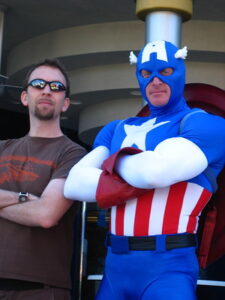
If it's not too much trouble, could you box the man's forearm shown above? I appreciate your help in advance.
[0,197,47,227]
[0,189,23,208]
[0,191,42,226]
[0,178,73,228]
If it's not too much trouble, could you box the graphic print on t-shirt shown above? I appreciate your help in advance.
[0,155,56,183]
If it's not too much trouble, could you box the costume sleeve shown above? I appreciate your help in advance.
[93,121,149,208]
[96,147,148,208]
[180,112,225,173]
[64,121,121,202]
[64,145,110,202]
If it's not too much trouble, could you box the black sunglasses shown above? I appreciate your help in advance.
[27,79,67,93]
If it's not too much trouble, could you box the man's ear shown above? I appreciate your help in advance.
[61,97,70,112]
[20,91,28,107]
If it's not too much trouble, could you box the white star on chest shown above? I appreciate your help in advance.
[121,118,170,150]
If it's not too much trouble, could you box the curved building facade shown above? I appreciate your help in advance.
[0,0,224,145]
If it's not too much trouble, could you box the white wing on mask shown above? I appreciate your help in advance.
[129,51,137,64]
[174,46,188,60]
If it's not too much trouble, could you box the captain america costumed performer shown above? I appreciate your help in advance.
[64,40,225,300]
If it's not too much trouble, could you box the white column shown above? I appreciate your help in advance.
[135,0,193,47]
[145,11,182,47]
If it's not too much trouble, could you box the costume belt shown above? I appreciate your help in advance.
[106,233,197,253]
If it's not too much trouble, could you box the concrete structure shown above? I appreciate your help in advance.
[0,0,224,145]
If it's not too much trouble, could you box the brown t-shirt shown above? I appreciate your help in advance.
[0,135,86,289]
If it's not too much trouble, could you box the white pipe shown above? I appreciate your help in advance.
[145,11,182,47]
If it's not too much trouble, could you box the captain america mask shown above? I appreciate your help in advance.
[130,41,188,114]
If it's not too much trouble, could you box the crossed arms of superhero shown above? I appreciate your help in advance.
[64,110,225,208]
[64,135,208,208]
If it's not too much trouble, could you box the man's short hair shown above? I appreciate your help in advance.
[23,58,70,97]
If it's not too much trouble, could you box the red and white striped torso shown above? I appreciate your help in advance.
[110,181,212,236]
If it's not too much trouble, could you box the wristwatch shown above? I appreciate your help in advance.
[18,192,29,203]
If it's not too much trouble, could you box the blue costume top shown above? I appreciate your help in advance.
[94,107,225,193]
[94,41,225,194]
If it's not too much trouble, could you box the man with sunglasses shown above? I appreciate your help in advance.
[64,41,225,300]
[0,59,86,299]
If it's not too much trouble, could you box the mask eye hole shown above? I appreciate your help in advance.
[141,70,152,78]
[160,67,174,76]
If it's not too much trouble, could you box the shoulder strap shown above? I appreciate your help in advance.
[179,109,218,193]
[179,108,206,132]
[115,120,124,131]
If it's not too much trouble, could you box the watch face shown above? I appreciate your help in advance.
[19,192,28,203]
[20,196,27,202]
